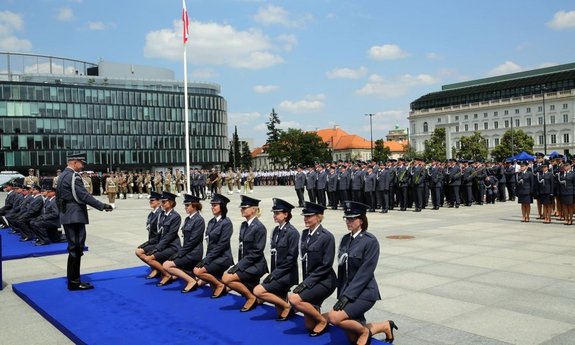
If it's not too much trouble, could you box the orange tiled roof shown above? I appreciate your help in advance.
[251,146,264,158]
[385,140,407,152]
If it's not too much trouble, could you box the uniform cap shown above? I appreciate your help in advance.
[301,202,326,216]
[183,194,201,204]
[210,193,230,205]
[343,201,368,218]
[67,152,87,164]
[239,195,260,208]
[271,198,294,212]
[160,191,177,201]
[149,191,162,200]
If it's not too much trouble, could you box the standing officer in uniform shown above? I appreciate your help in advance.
[56,153,113,290]
[294,165,306,207]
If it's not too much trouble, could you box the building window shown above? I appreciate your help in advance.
[515,119,519,127]
[504,110,509,115]
[464,124,469,131]
[474,123,478,131]
[455,125,459,133]
[485,139,489,147]
[437,117,441,123]
[494,111,498,116]
[474,114,478,119]
[423,122,429,133]
[494,121,499,129]
[538,135,544,145]
[456,141,461,149]
[484,122,488,129]
[455,115,459,121]
[526,118,531,126]
[538,117,543,125]
[464,115,468,120]
[564,133,570,143]
[538,106,543,112]
[551,134,557,144]
[564,114,569,123]
[563,103,568,109]
[505,120,509,128]
[526,107,531,113]
[515,109,519,114]
[550,105,555,111]
[483,112,488,118]
[550,115,555,124]
[494,138,500,146]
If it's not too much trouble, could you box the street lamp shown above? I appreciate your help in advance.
[542,85,547,155]
[365,113,374,160]
[510,115,514,157]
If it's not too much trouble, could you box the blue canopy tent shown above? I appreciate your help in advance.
[507,151,535,162]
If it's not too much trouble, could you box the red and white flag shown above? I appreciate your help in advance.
[182,0,189,44]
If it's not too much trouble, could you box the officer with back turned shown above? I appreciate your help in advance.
[57,152,113,291]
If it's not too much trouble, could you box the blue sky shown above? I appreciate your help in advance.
[1,0,575,148]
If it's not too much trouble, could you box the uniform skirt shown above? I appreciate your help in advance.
[560,194,574,205]
[173,256,199,271]
[298,281,336,307]
[204,261,229,278]
[262,278,291,298]
[538,194,553,205]
[343,298,376,323]
[236,271,261,291]
[154,247,178,263]
[517,194,533,204]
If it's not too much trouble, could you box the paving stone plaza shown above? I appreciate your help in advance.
[1,186,574,345]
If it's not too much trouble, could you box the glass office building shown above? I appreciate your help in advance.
[0,52,228,173]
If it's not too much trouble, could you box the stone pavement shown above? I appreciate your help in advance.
[1,186,574,345]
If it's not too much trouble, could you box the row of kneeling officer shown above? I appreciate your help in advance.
[135,193,398,344]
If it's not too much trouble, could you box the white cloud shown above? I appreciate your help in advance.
[426,52,441,60]
[368,44,409,60]
[228,112,262,126]
[278,94,325,114]
[486,61,522,77]
[88,21,109,30]
[254,85,279,93]
[356,73,438,98]
[190,69,217,79]
[547,10,575,30]
[326,66,368,79]
[276,34,297,51]
[253,5,312,27]
[144,20,284,69]
[0,11,32,52]
[56,7,74,22]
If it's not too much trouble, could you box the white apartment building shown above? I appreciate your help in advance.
[409,63,575,158]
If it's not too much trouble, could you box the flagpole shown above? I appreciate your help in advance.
[182,0,191,194]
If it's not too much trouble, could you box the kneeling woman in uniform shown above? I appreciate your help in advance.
[141,192,182,286]
[222,196,268,311]
[163,194,205,293]
[135,191,163,279]
[288,202,336,337]
[193,193,234,298]
[325,201,398,345]
[254,198,300,320]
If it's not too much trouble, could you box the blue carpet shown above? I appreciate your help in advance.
[13,266,389,345]
[0,227,84,260]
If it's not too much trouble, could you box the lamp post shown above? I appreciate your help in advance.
[542,85,547,155]
[365,113,374,160]
[510,115,514,157]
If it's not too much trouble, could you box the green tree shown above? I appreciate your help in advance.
[423,128,446,161]
[279,129,330,167]
[265,108,285,166]
[402,142,417,161]
[240,141,252,169]
[490,129,534,162]
[456,131,488,161]
[225,126,241,170]
[373,139,391,162]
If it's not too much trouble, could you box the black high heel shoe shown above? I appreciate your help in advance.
[309,324,329,337]
[385,320,398,343]
[211,286,228,299]
[276,308,295,321]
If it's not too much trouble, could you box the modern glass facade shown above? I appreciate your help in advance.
[0,52,228,173]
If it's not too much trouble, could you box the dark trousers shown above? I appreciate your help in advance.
[295,188,305,207]
[398,186,408,209]
[338,189,349,205]
[316,189,326,207]
[498,182,507,201]
[365,191,376,211]
[352,189,363,203]
[306,188,316,203]
[63,223,87,283]
[449,185,461,206]
[413,186,424,210]
[327,191,338,209]
[507,183,516,201]
[432,186,442,208]
[31,219,59,244]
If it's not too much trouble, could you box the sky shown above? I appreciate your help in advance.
[1,0,575,148]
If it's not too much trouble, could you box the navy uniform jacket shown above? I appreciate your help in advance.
[462,166,474,186]
[147,208,161,244]
[337,231,381,302]
[557,170,575,196]
[537,171,554,195]
[364,172,376,192]
[396,166,410,187]
[269,222,299,286]
[57,167,106,225]
[447,165,462,186]
[300,225,336,289]
[376,168,392,191]
[204,216,234,268]
[34,196,60,228]
[152,210,182,252]
[431,166,444,187]
[411,166,424,188]
[516,171,534,195]
[351,170,364,190]
[504,166,516,184]
[0,190,16,214]
[237,217,268,276]
[176,212,205,261]
[19,195,44,220]
[294,171,306,189]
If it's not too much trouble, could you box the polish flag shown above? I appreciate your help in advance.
[182,0,189,44]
